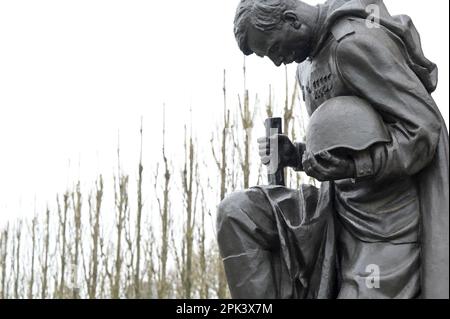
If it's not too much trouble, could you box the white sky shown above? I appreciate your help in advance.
[0,0,448,226]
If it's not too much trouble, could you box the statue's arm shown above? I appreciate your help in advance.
[335,28,442,183]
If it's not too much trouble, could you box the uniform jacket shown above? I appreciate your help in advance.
[296,0,449,298]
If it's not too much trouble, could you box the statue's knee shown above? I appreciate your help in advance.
[216,190,258,255]
[217,188,271,226]
[217,190,250,227]
[217,188,277,255]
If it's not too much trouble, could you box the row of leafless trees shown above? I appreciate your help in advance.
[0,64,307,299]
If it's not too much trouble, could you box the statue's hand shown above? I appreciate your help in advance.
[302,150,356,182]
[258,135,302,169]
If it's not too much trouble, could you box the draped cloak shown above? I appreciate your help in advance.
[291,0,448,299]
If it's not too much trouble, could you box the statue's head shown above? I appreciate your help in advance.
[234,0,315,66]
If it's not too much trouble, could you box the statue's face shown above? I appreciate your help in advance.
[246,20,312,66]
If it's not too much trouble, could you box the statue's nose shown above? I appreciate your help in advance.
[271,56,283,67]
[268,54,281,66]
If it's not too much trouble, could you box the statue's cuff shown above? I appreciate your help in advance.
[353,149,374,181]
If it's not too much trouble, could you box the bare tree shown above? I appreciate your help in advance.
[211,70,231,298]
[112,143,129,299]
[27,216,37,299]
[57,192,69,298]
[197,188,210,299]
[235,58,258,189]
[99,228,112,298]
[180,122,199,299]
[71,182,82,298]
[124,196,135,298]
[0,224,9,299]
[171,227,183,298]
[143,222,156,298]
[13,222,22,298]
[40,207,50,299]
[134,118,144,298]
[154,107,172,299]
[87,176,103,298]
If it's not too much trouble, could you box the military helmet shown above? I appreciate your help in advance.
[306,96,391,155]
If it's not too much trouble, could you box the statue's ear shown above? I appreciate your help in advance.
[283,11,302,29]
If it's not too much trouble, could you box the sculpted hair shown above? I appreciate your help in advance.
[234,0,296,55]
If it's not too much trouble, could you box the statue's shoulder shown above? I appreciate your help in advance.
[331,17,400,69]
[330,16,382,43]
[330,18,356,43]
[297,18,380,85]
[331,16,390,47]
[296,18,361,81]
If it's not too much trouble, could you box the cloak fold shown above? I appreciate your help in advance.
[317,0,449,299]
[318,0,438,92]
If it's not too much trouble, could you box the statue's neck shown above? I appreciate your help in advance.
[309,4,330,58]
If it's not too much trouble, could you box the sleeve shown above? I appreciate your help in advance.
[352,149,374,180]
[335,27,442,183]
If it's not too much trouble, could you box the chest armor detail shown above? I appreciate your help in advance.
[297,35,351,116]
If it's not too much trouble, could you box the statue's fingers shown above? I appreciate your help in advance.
[304,163,326,181]
[261,156,270,166]
[257,137,267,144]
[309,153,331,175]
[258,142,268,151]
[319,151,341,166]
[302,150,313,165]
[302,153,313,172]
[258,138,269,152]
[258,144,270,157]
[259,149,268,157]
[319,150,332,161]
[303,156,324,179]
[302,157,311,171]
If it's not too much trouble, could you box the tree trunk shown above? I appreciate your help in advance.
[41,208,50,299]
[135,119,144,298]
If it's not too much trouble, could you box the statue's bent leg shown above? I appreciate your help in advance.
[216,188,281,299]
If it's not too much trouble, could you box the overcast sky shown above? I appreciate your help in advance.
[0,0,448,225]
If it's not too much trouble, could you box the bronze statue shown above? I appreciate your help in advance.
[217,0,449,299]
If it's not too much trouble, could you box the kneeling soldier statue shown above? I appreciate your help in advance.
[217,0,449,299]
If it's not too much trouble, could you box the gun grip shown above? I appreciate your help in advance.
[264,118,285,186]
